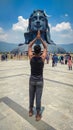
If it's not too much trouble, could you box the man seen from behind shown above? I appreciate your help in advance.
[28,31,47,121]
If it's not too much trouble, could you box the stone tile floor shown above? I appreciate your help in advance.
[0,60,73,130]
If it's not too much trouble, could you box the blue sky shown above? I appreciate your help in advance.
[0,0,73,44]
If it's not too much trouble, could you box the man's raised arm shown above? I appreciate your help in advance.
[36,30,47,61]
[40,37,47,61]
[28,37,37,59]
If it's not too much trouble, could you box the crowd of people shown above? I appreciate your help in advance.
[0,52,73,71]
[0,51,73,71]
[0,52,28,61]
[0,53,8,61]
[45,53,73,70]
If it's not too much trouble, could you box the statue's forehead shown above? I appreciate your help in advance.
[32,11,44,17]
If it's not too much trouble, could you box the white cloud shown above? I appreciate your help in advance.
[0,27,8,41]
[0,18,73,44]
[0,16,29,43]
[12,16,28,32]
[51,22,72,32]
[0,27,4,33]
[65,14,68,17]
[50,22,73,44]
[0,33,8,41]
[6,30,25,43]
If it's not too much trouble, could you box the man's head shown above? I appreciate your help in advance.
[34,45,41,55]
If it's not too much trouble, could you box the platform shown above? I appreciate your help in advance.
[0,59,73,130]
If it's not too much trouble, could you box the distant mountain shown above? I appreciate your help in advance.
[0,41,66,54]
[0,41,18,52]
[58,43,73,53]
[0,41,73,53]
[11,44,66,54]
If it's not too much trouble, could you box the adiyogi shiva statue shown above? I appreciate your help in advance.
[24,10,55,45]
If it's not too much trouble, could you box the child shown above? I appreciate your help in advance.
[68,56,72,70]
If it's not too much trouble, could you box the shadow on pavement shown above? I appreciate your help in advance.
[0,96,56,130]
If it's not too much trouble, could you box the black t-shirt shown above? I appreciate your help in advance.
[30,56,44,78]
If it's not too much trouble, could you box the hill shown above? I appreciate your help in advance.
[0,41,73,53]
[59,43,73,53]
[11,44,66,54]
[0,41,18,52]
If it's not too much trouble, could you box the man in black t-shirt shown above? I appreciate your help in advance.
[28,31,47,121]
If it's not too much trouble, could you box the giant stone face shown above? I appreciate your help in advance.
[24,10,55,45]
[29,11,47,31]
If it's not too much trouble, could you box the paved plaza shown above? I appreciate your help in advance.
[0,59,73,130]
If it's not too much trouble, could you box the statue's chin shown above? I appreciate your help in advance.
[31,25,46,31]
[34,25,41,28]
[30,25,42,31]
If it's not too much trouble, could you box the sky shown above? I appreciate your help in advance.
[0,0,73,44]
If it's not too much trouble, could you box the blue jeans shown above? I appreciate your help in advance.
[29,76,43,111]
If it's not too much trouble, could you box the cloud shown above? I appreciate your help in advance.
[60,13,69,19]
[64,14,68,17]
[0,18,73,44]
[51,22,72,32]
[0,16,29,43]
[0,33,8,41]
[50,22,73,44]
[0,27,4,33]
[12,16,28,32]
[0,27,8,41]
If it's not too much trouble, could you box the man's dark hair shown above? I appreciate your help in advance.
[34,45,41,54]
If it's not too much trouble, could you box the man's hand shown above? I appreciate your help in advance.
[37,30,41,39]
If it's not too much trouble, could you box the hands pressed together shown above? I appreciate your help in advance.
[36,30,41,39]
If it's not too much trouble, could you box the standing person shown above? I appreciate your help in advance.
[68,55,72,70]
[28,31,47,121]
[52,54,55,67]
[46,53,49,64]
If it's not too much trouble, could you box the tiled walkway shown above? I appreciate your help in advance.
[0,60,73,130]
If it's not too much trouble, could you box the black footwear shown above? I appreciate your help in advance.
[36,111,41,121]
[29,108,33,117]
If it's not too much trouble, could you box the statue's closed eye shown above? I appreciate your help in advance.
[32,16,37,22]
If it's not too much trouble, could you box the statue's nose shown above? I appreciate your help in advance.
[36,21,40,25]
